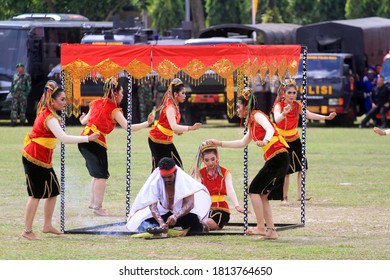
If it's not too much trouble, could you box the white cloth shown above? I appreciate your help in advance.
[126,167,211,232]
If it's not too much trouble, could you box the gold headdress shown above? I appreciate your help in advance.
[155,77,183,112]
[276,78,297,99]
[241,87,256,129]
[103,77,119,101]
[36,80,59,115]
[190,143,221,179]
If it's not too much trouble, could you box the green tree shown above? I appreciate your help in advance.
[0,0,134,21]
[149,0,184,36]
[205,0,251,26]
[261,0,283,23]
[285,0,346,24]
[345,0,383,19]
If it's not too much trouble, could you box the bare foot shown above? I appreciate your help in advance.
[282,199,289,206]
[260,227,278,240]
[245,228,266,236]
[21,230,41,240]
[42,226,63,235]
[93,208,108,216]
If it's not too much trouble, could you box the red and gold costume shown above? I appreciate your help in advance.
[149,99,180,144]
[200,166,230,213]
[22,109,60,168]
[148,98,183,169]
[249,110,288,160]
[274,100,306,175]
[80,98,122,149]
[275,100,301,142]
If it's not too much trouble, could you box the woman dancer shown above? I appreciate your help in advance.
[79,77,154,216]
[205,88,289,240]
[273,79,336,204]
[148,78,202,170]
[21,80,100,240]
[193,144,244,231]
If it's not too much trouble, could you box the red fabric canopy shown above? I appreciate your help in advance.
[60,44,301,117]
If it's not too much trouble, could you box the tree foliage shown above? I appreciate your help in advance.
[345,0,390,19]
[205,0,251,26]
[0,0,389,35]
[149,0,184,36]
[0,0,130,21]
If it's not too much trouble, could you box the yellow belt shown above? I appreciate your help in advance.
[262,135,289,153]
[277,128,298,137]
[24,134,57,149]
[211,195,225,203]
[157,123,174,136]
[83,124,106,136]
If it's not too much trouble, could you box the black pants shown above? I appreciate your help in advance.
[361,106,389,127]
[140,211,203,233]
[148,137,183,171]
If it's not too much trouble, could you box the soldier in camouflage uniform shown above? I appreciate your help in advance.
[10,63,31,126]
[137,78,154,122]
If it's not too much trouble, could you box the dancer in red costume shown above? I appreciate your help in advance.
[21,80,100,240]
[192,144,244,231]
[206,88,289,240]
[273,79,336,204]
[79,77,154,216]
[148,78,202,170]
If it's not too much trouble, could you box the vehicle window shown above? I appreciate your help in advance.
[0,28,29,78]
[298,56,342,78]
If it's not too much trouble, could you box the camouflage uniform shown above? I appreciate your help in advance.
[137,79,154,122]
[10,72,31,125]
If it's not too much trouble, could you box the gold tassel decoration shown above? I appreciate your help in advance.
[64,72,73,117]
[226,75,235,119]
[72,78,81,118]
[236,69,244,98]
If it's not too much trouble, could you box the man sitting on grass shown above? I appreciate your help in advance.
[126,157,211,234]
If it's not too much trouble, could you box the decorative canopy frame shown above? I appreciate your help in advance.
[59,44,305,234]
[61,44,300,118]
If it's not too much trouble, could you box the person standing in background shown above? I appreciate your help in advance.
[10,63,31,126]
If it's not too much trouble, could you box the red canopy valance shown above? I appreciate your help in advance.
[61,44,301,117]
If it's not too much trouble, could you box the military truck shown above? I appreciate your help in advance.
[296,17,390,126]
[0,13,112,124]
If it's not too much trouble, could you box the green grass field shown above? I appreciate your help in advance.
[1,119,389,260]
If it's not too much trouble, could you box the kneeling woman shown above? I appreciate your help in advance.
[193,144,244,231]
[205,88,289,240]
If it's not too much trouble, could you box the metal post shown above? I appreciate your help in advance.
[243,76,249,233]
[60,70,66,232]
[300,47,308,225]
[125,73,133,218]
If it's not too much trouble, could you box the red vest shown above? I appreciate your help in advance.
[200,166,229,212]
[81,98,121,148]
[275,100,301,142]
[249,110,288,160]
[149,99,180,144]
[22,109,59,168]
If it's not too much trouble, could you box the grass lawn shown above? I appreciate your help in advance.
[0,119,389,261]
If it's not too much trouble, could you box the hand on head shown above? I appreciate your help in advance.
[203,139,219,146]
